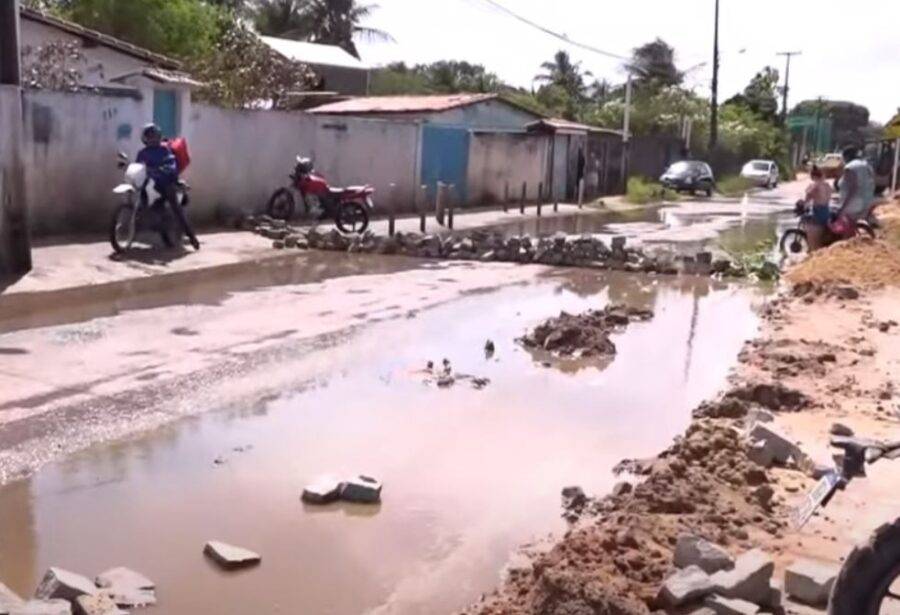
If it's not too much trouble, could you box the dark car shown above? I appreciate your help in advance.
[659,161,715,196]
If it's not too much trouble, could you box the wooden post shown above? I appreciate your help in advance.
[387,182,396,236]
[537,182,543,217]
[419,184,427,233]
[503,182,509,213]
[435,181,446,226]
[447,183,455,230]
[578,178,585,209]
[520,182,526,214]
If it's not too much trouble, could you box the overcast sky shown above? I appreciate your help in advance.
[357,0,899,123]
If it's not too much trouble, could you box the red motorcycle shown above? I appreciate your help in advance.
[267,157,374,234]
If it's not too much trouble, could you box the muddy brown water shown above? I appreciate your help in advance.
[0,267,764,615]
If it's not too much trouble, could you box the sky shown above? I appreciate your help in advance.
[357,0,900,123]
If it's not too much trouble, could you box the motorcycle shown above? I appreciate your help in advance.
[267,156,374,234]
[794,434,900,613]
[109,152,190,254]
[778,200,876,258]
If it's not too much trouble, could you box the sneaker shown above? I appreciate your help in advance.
[190,237,201,251]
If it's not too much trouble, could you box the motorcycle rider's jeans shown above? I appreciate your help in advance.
[160,183,199,246]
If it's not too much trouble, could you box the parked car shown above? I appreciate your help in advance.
[740,159,779,188]
[659,161,715,196]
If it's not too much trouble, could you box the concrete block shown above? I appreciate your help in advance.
[675,535,735,574]
[94,567,155,607]
[203,541,261,570]
[72,594,125,615]
[301,477,343,505]
[9,601,71,615]
[704,594,761,614]
[658,565,714,607]
[340,475,382,504]
[711,549,774,605]
[748,424,804,465]
[784,559,838,606]
[33,569,97,602]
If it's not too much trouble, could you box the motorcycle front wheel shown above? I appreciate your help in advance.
[336,202,369,234]
[109,203,137,253]
[830,518,900,614]
[779,229,809,257]
[267,188,295,221]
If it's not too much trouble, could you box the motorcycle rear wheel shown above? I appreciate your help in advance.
[830,518,900,614]
[110,203,137,254]
[336,202,369,234]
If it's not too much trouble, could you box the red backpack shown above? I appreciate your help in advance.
[165,137,191,174]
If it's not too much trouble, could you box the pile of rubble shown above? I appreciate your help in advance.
[244,216,756,278]
[519,304,654,360]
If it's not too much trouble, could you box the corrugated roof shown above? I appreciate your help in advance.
[308,93,511,115]
[20,7,180,70]
[527,118,623,137]
[110,68,203,88]
[261,36,370,70]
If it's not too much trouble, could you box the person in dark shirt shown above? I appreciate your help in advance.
[137,124,200,250]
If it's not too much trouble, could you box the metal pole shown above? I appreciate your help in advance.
[537,182,543,217]
[447,183,455,230]
[387,182,396,236]
[777,51,802,122]
[419,184,427,233]
[892,137,900,198]
[578,178,585,209]
[709,0,720,150]
[621,74,633,194]
[520,182,526,214]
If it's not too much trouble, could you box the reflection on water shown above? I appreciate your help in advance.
[0,270,763,615]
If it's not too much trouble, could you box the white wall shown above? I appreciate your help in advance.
[467,132,550,206]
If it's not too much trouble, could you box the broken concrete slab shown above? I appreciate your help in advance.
[748,424,805,466]
[710,549,774,605]
[301,477,343,505]
[72,594,125,615]
[203,541,261,570]
[658,565,714,607]
[33,569,97,602]
[9,601,72,615]
[703,594,761,614]
[94,567,155,608]
[339,475,382,504]
[784,559,838,607]
[0,583,24,613]
[674,535,735,574]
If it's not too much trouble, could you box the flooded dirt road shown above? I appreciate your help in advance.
[0,262,764,614]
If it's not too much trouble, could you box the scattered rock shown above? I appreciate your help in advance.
[829,423,854,437]
[703,594,761,614]
[710,549,774,605]
[203,541,261,570]
[72,594,125,615]
[784,559,838,607]
[694,397,749,420]
[747,424,805,467]
[94,567,155,608]
[674,535,735,574]
[340,475,382,504]
[301,477,343,504]
[658,565,714,607]
[34,569,97,603]
[9,600,72,615]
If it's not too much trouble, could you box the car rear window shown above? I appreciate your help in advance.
[752,162,769,171]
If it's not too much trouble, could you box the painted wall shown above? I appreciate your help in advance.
[467,132,550,206]
[320,99,539,131]
[20,19,152,85]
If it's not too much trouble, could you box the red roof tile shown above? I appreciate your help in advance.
[308,93,507,115]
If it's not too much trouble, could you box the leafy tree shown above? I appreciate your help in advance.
[371,60,501,95]
[628,38,682,89]
[792,99,871,146]
[57,0,222,59]
[254,0,310,39]
[535,50,590,101]
[726,66,779,122]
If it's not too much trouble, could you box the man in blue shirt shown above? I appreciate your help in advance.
[137,123,200,250]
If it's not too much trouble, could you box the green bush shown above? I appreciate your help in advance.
[716,175,756,197]
[625,177,679,204]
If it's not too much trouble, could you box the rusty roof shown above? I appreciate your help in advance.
[527,118,623,136]
[21,7,181,70]
[308,93,541,116]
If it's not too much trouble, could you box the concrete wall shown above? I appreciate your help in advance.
[20,19,151,85]
[312,64,369,96]
[467,132,550,206]
[323,99,540,131]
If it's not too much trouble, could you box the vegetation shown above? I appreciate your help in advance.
[625,177,679,205]
[20,40,87,91]
[715,175,756,198]
[371,61,501,96]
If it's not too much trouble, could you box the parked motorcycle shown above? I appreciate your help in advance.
[109,152,190,253]
[267,156,374,234]
[794,434,900,613]
[778,200,875,257]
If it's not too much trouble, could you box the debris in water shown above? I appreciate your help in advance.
[484,339,496,359]
[203,541,261,570]
[340,475,382,504]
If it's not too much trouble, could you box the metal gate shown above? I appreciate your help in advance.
[420,125,470,204]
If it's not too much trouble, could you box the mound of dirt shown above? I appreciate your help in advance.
[519,305,653,360]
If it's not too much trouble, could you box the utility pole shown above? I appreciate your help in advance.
[777,51,801,122]
[621,73,633,193]
[708,0,720,150]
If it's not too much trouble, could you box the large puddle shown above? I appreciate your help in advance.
[0,269,763,614]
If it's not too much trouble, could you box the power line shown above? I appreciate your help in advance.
[473,0,630,62]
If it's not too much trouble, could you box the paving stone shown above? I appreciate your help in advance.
[710,549,774,605]
[784,559,838,607]
[339,475,382,504]
[33,569,97,602]
[658,565,714,607]
[9,601,71,615]
[203,541,261,570]
[301,477,343,504]
[72,594,125,615]
[94,567,155,608]
[704,594,761,614]
[674,535,735,574]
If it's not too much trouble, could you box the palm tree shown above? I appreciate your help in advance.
[255,0,310,39]
[535,50,590,100]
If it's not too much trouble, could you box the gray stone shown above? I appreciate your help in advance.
[829,423,854,437]
[340,475,382,504]
[658,565,714,607]
[94,567,155,608]
[34,569,97,603]
[72,594,125,615]
[674,535,735,574]
[611,236,626,251]
[703,594,760,614]
[746,440,775,468]
[301,477,343,505]
[710,549,774,605]
[203,541,261,570]
[748,424,804,466]
[9,601,71,615]
[746,408,774,426]
[784,559,838,606]
[0,583,24,614]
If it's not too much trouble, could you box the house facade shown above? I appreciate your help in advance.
[261,36,370,97]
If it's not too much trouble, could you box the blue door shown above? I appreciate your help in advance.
[153,90,178,138]
[421,125,470,204]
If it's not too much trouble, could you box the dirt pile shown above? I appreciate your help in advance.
[466,419,787,615]
[519,306,653,360]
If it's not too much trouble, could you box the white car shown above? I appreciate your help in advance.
[740,160,779,189]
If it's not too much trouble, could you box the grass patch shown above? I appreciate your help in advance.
[716,175,756,198]
[625,177,680,205]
